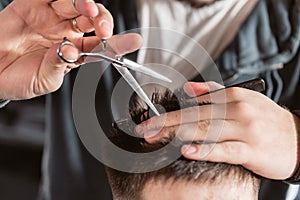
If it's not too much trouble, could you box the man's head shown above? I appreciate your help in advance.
[105,88,260,200]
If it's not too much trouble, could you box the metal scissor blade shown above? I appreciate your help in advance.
[121,58,172,83]
[112,63,160,116]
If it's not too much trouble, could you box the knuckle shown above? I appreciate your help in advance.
[197,120,211,134]
[226,87,242,99]
[233,101,251,115]
[233,102,257,128]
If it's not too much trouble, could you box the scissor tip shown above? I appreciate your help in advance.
[165,77,172,83]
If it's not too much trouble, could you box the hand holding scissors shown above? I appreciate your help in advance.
[57,36,172,116]
[0,0,114,100]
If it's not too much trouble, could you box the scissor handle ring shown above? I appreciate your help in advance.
[57,37,79,63]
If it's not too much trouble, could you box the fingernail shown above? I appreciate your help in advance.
[144,130,160,138]
[100,20,112,37]
[182,145,197,155]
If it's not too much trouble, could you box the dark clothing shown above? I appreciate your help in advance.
[1,0,299,199]
[0,0,10,9]
[215,0,300,106]
[38,1,139,199]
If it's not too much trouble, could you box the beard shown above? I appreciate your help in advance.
[177,0,216,8]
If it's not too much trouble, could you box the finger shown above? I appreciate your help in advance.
[181,141,249,165]
[144,125,178,144]
[80,33,143,57]
[194,87,262,104]
[50,0,80,19]
[106,33,143,55]
[58,36,100,64]
[135,103,228,134]
[92,4,114,38]
[37,44,78,94]
[75,0,99,17]
[184,81,224,97]
[50,0,98,19]
[72,15,94,33]
[144,120,240,144]
[37,36,106,95]
[58,34,142,64]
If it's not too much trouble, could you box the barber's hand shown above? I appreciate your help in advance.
[0,0,142,100]
[135,81,300,180]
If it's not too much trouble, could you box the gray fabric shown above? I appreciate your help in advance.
[216,0,300,80]
[214,0,300,106]
[0,0,11,10]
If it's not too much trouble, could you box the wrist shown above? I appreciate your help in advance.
[284,110,300,184]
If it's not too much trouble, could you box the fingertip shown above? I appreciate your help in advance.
[119,33,143,52]
[144,137,157,144]
[93,4,114,38]
[99,20,113,38]
[144,133,164,144]
[108,33,143,55]
[182,145,198,155]
[184,82,197,97]
[77,0,99,17]
[144,130,160,139]
[127,33,143,50]
[93,18,113,38]
[184,82,213,97]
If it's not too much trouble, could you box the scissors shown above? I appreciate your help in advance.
[57,37,172,116]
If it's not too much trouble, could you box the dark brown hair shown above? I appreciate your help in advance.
[105,88,259,200]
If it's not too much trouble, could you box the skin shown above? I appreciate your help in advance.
[135,82,300,180]
[0,0,142,100]
[142,178,256,200]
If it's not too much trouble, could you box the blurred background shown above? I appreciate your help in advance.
[0,97,45,200]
